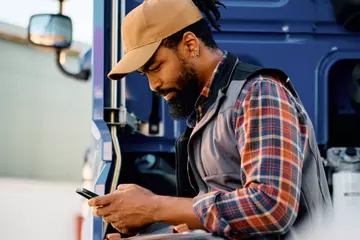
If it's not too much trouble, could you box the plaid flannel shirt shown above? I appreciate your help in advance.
[191,54,308,239]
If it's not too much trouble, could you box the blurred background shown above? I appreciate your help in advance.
[1,0,360,240]
[0,0,93,239]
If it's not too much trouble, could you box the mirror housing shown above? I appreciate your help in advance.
[28,14,73,49]
[27,12,89,81]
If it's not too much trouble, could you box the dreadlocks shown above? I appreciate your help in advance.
[192,0,226,31]
[162,0,226,50]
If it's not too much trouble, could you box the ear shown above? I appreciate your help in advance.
[178,31,200,60]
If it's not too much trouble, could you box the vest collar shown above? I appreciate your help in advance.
[186,52,239,128]
[188,54,240,137]
[205,52,240,111]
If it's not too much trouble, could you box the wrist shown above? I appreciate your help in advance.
[151,194,168,222]
[150,195,204,230]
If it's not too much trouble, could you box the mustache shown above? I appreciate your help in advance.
[155,88,179,97]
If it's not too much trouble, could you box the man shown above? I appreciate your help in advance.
[88,0,333,239]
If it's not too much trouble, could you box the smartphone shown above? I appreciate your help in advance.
[76,187,99,199]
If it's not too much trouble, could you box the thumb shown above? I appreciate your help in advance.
[117,184,137,191]
[88,194,112,207]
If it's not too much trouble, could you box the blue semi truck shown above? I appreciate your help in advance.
[27,0,360,239]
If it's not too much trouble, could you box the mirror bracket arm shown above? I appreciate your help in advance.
[59,0,65,15]
[56,49,90,81]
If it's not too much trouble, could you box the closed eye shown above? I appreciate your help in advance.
[149,63,162,73]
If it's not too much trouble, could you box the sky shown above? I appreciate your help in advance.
[0,0,93,44]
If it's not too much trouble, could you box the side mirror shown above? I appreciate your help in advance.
[27,13,89,81]
[28,14,72,49]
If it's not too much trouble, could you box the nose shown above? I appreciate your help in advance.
[147,75,162,92]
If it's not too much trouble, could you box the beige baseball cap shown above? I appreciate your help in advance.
[107,0,203,80]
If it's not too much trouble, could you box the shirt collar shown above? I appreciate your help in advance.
[187,51,228,127]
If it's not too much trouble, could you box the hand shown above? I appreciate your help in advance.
[88,184,158,234]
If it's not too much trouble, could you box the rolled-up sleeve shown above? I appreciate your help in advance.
[192,76,309,239]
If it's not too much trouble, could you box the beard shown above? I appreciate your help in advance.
[159,58,202,120]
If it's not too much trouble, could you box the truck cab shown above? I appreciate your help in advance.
[27,0,360,239]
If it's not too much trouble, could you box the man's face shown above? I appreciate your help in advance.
[138,46,202,120]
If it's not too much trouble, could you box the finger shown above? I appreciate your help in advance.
[106,233,121,240]
[113,224,141,235]
[112,223,129,234]
[93,205,112,217]
[103,214,118,223]
[88,195,112,207]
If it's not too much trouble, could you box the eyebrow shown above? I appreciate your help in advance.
[139,54,157,73]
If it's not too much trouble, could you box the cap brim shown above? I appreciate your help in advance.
[107,40,162,80]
